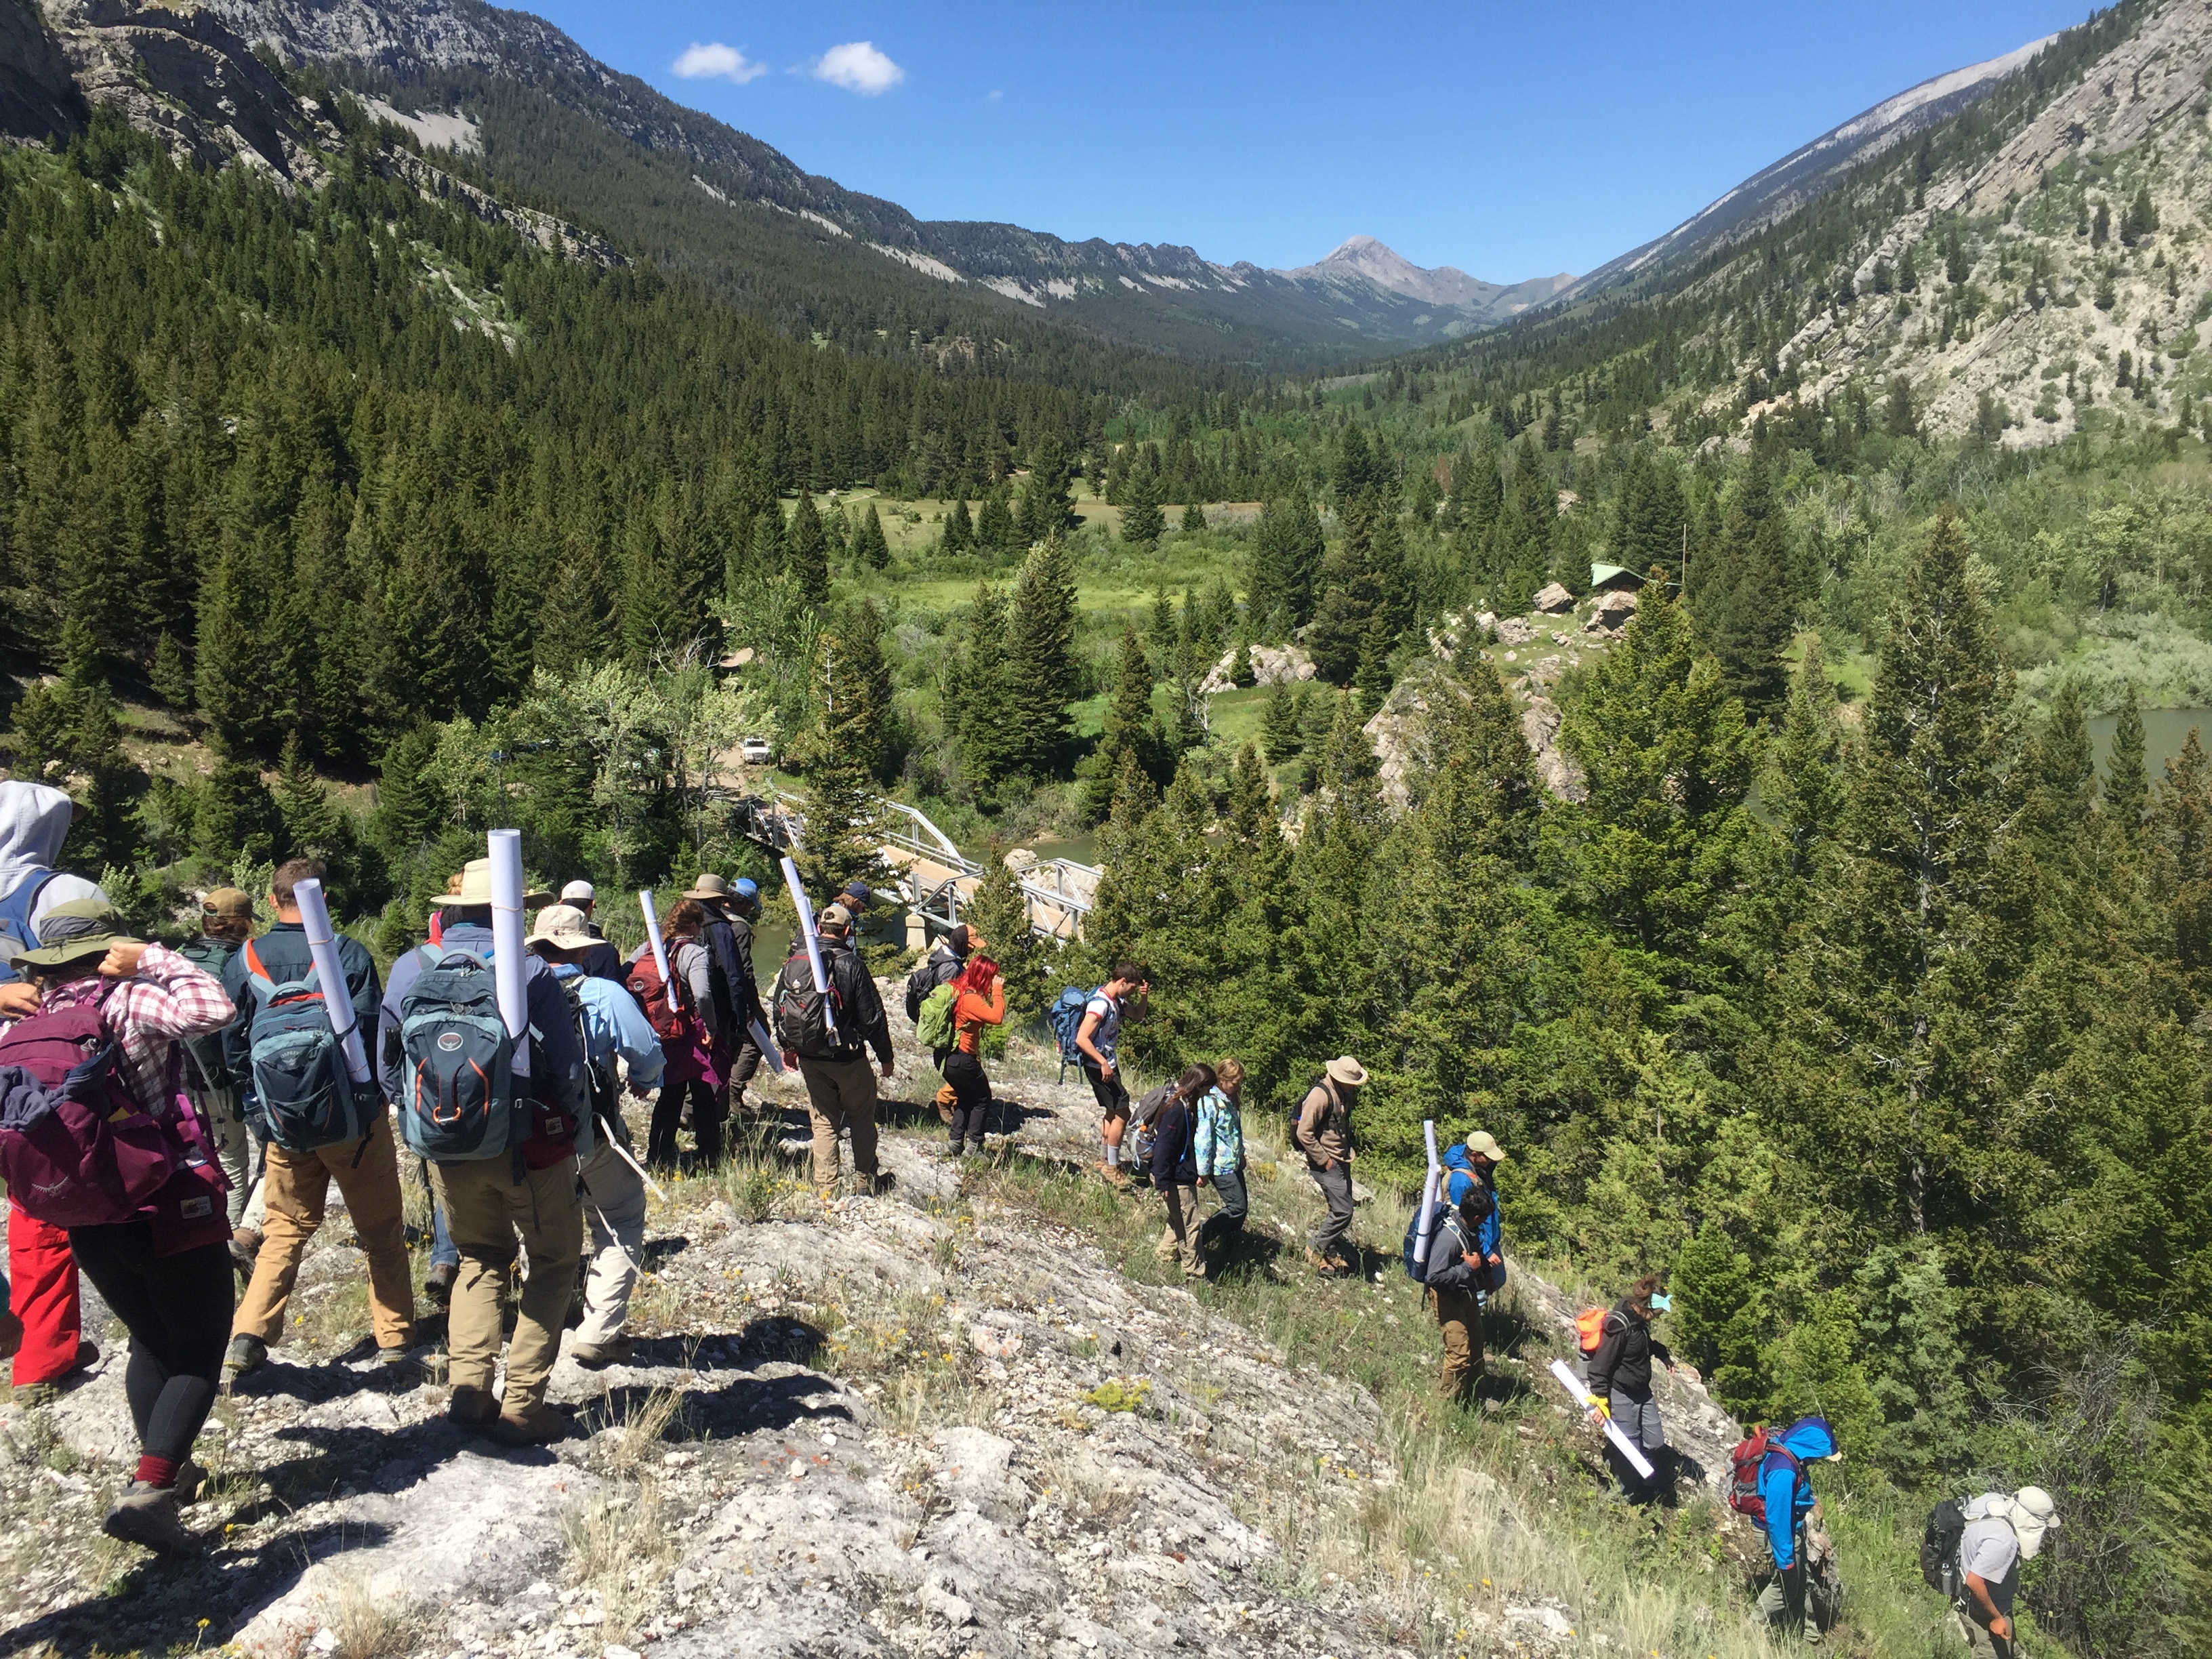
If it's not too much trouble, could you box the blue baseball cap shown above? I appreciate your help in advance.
[840,880,874,908]
[733,878,759,901]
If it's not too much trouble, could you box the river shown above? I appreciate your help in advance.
[2086,706,2212,775]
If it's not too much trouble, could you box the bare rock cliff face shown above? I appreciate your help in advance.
[0,0,87,144]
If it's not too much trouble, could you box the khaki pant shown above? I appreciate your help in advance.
[796,1056,880,1189]
[233,1110,415,1350]
[1955,1610,2013,1659]
[194,1083,262,1231]
[432,1155,581,1412]
[575,1130,648,1348]
[1154,1183,1202,1274]
[1435,1286,1482,1401]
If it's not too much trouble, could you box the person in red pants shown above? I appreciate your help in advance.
[7,1200,98,1402]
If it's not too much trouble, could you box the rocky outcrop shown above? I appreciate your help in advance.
[1532,581,1575,615]
[1520,695,1586,802]
[0,0,87,144]
[1200,641,1315,693]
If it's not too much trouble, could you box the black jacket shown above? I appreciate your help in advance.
[703,911,762,1029]
[1586,1300,1671,1401]
[778,937,893,1068]
[222,922,382,1083]
[1150,1097,1197,1187]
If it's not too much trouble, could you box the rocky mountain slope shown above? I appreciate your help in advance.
[1287,237,1574,329]
[1569,30,2054,300]
[1,1001,1776,1659]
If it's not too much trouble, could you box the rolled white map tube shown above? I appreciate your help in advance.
[289,877,371,1085]
[749,1017,785,1073]
[487,830,531,1076]
[1549,1357,1656,1480]
[779,855,836,1038]
[1412,1118,1441,1265]
[638,890,673,989]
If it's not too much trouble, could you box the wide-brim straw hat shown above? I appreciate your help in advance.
[525,903,599,952]
[683,872,734,902]
[431,858,554,912]
[1324,1056,1368,1088]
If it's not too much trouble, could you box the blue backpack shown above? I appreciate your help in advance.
[396,947,520,1161]
[0,871,58,987]
[1047,987,1094,1082]
[239,939,370,1152]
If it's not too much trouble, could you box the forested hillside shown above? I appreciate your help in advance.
[8,0,2212,1653]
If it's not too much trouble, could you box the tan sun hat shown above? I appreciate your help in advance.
[1324,1056,1368,1088]
[432,858,554,910]
[817,903,855,931]
[525,904,598,952]
[1465,1130,1507,1162]
[682,872,733,902]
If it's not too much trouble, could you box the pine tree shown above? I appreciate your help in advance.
[791,623,889,901]
[1000,537,1080,780]
[1120,467,1165,548]
[961,861,1047,1019]
[1015,435,1076,546]
[1700,465,1797,714]
[790,491,830,588]
[1083,623,1159,821]
[975,487,1017,557]
[834,598,900,784]
[1180,499,1207,533]
[150,630,193,712]
[276,732,346,861]
[952,581,1013,791]
[2106,682,2149,834]
[1614,449,1687,575]
[373,724,447,857]
[851,504,890,570]
[942,494,973,554]
[197,756,280,865]
[1767,637,1845,878]
[1260,680,1302,763]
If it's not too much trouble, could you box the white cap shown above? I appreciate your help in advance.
[560,880,595,904]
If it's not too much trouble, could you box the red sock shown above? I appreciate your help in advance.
[135,1454,179,1489]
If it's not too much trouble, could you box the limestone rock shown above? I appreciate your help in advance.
[1496,616,1538,646]
[1520,695,1586,803]
[1584,590,1639,632]
[1532,581,1575,614]
[1200,641,1315,693]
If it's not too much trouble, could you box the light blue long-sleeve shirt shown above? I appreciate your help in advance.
[552,961,665,1092]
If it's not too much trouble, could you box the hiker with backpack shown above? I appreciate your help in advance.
[1738,1416,1842,1643]
[1294,1056,1367,1273]
[640,898,726,1171]
[1937,1488,2060,1658]
[378,859,590,1447]
[940,951,1005,1158]
[179,890,260,1258]
[556,880,624,982]
[220,859,410,1382]
[2,899,237,1554]
[1583,1273,1678,1504]
[771,901,895,1196]
[1149,1063,1217,1277]
[683,874,768,1119]
[905,923,975,1123]
[1422,1183,1497,1403]
[1192,1059,1248,1271]
[527,905,661,1368]
[1075,962,1149,1187]
[0,782,111,1410]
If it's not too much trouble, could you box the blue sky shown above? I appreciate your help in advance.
[519,1,2095,281]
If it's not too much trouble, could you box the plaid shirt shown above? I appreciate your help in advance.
[37,945,237,1117]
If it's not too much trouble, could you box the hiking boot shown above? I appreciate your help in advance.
[373,1345,417,1372]
[229,1227,262,1278]
[70,1338,100,1374]
[1097,1162,1130,1188]
[12,1381,57,1408]
[102,1482,202,1555]
[447,1385,499,1428]
[1305,1248,1345,1275]
[487,1401,570,1446]
[423,1262,457,1306]
[222,1334,268,1381]
[570,1335,632,1368]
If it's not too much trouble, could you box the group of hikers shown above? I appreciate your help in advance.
[0,777,2070,1648]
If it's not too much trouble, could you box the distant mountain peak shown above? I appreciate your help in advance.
[1286,237,1574,318]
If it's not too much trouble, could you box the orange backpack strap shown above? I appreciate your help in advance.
[243,938,268,983]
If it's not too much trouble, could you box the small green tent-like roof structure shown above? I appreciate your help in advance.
[1589,562,1645,592]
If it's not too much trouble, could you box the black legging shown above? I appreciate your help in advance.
[944,1050,991,1149]
[648,1078,724,1168]
[66,1223,232,1467]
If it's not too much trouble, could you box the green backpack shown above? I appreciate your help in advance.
[914,981,958,1050]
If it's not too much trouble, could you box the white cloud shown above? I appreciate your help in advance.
[812,41,904,95]
[672,42,766,83]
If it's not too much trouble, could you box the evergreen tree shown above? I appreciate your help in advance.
[791,623,890,901]
[1083,623,1160,821]
[276,732,346,861]
[373,725,447,857]
[1260,680,1302,763]
[951,581,1013,792]
[1000,537,1080,779]
[942,494,973,554]
[834,598,901,784]
[150,630,193,712]
[1180,499,1207,533]
[851,504,890,570]
[1614,449,1687,575]
[1015,435,1077,545]
[1699,464,1797,714]
[1247,490,1325,634]
[197,756,281,865]
[1767,637,1845,878]
[961,860,1048,1019]
[975,487,1017,557]
[1120,467,1165,548]
[2106,682,2149,834]
[790,491,831,590]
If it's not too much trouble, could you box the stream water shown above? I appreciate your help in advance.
[2086,706,2212,775]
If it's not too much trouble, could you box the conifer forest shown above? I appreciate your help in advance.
[8,1,2212,1652]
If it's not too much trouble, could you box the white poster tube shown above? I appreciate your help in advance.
[1412,1119,1442,1265]
[779,855,836,1037]
[1549,1357,1656,1480]
[749,1017,785,1073]
[291,877,371,1085]
[638,890,673,989]
[487,830,531,1076]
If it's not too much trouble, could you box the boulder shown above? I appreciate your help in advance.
[1583,590,1639,632]
[1496,616,1538,646]
[1200,641,1316,694]
[1532,581,1575,614]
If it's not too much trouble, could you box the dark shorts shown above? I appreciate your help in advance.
[1082,1061,1130,1120]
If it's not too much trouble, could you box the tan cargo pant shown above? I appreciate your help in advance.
[431,1155,581,1412]
[1435,1286,1483,1403]
[796,1056,880,1189]
[1154,1183,1202,1274]
[575,1130,648,1348]
[232,1109,415,1350]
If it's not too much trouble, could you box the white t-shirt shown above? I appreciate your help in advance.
[1959,1513,2020,1614]
[1083,990,1122,1067]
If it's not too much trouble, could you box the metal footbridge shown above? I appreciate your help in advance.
[724,787,1099,943]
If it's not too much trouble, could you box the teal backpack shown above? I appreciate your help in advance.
[396,946,520,1162]
[239,938,370,1152]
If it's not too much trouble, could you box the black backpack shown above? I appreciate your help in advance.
[904,949,962,1025]
[773,948,846,1060]
[558,976,618,1140]
[1921,1497,1969,1599]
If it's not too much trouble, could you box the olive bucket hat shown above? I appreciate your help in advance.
[9,898,134,971]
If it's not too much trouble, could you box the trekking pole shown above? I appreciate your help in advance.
[1548,1357,1656,1479]
[291,877,371,1086]
[779,855,836,1040]
[600,1126,668,1204]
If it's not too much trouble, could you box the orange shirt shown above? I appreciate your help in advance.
[953,981,1006,1054]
